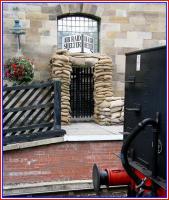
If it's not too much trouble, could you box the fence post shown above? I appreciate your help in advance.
[54,80,61,130]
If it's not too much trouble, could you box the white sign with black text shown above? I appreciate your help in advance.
[62,34,94,53]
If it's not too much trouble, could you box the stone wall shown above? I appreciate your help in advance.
[50,50,124,125]
[3,3,166,96]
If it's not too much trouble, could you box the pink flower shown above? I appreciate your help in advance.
[5,71,10,78]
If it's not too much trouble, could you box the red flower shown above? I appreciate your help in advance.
[12,64,17,69]
[5,56,34,83]
[14,71,18,77]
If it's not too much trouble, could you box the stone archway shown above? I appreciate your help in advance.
[50,50,124,125]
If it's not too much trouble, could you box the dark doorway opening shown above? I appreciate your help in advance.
[70,66,94,120]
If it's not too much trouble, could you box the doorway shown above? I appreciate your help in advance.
[70,66,94,120]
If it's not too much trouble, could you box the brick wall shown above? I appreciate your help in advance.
[4,141,122,185]
[3,3,166,96]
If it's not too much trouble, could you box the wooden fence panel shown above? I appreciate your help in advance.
[3,81,65,145]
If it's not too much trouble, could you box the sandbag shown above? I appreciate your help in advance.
[110,100,124,108]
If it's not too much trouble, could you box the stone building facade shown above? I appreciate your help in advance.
[3,3,166,96]
[2,2,167,196]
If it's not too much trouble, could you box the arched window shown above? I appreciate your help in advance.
[57,14,100,53]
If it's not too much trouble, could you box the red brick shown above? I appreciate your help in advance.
[4,141,122,184]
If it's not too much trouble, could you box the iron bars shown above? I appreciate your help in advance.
[70,67,94,119]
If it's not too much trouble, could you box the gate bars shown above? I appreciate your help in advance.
[70,67,94,118]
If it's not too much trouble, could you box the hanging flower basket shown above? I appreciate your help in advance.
[4,57,34,84]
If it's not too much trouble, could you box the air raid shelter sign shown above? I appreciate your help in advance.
[62,34,94,53]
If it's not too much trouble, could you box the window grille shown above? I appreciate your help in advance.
[57,15,99,52]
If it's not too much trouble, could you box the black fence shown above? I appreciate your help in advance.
[3,81,65,145]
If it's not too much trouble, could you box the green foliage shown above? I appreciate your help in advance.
[5,57,34,84]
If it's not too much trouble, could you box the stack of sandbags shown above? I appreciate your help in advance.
[94,97,124,125]
[119,106,124,123]
[50,50,72,125]
[110,97,124,124]
[69,55,98,68]
[93,56,114,122]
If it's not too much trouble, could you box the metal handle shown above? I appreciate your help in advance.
[126,108,140,112]
[126,104,141,112]
[125,80,135,83]
[125,76,135,84]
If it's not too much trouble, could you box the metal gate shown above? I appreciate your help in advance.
[70,67,94,119]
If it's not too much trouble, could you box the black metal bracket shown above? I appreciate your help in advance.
[126,104,141,112]
[125,76,135,84]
